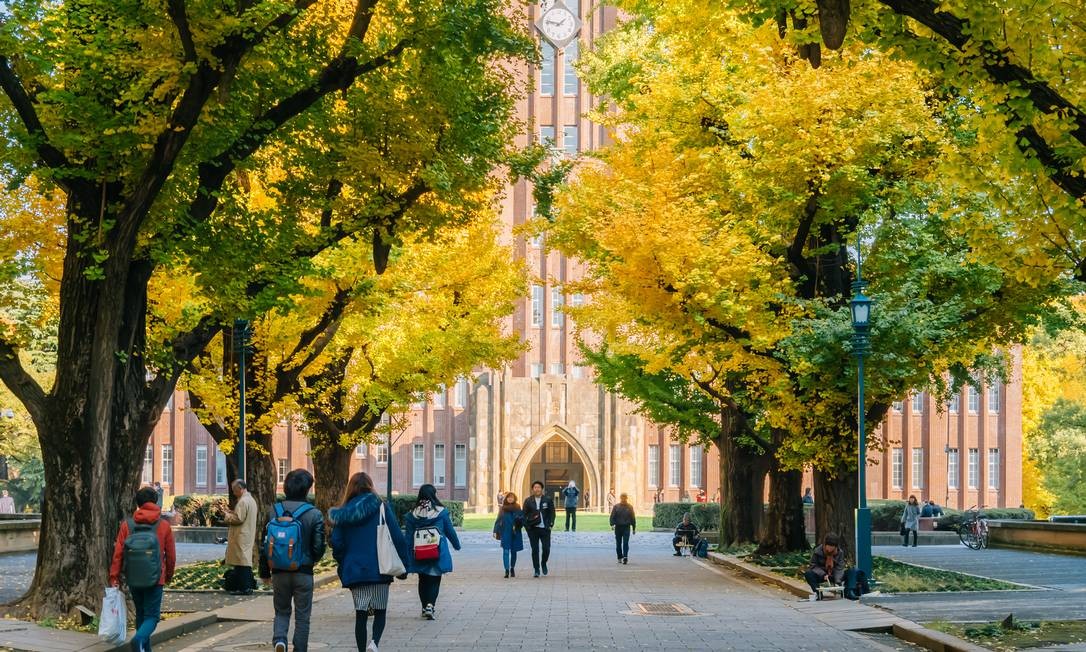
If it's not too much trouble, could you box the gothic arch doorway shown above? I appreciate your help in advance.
[511,427,598,509]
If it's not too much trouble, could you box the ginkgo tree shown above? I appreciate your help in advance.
[0,0,531,616]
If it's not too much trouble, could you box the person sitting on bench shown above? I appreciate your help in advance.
[804,532,845,598]
[672,513,701,556]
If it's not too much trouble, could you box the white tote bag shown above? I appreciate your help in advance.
[97,587,127,645]
[376,502,406,577]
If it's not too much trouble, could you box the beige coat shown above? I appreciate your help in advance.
[224,491,257,567]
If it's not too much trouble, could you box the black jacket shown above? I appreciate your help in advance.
[674,522,700,541]
[259,500,327,578]
[610,503,637,529]
[522,494,556,529]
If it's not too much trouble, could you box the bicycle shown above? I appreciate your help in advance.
[958,506,989,550]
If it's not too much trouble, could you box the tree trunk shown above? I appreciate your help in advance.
[716,431,770,547]
[814,465,857,562]
[757,462,807,554]
[311,438,353,514]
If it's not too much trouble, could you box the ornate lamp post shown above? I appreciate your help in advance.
[851,263,873,579]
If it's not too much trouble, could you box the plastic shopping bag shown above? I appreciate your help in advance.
[97,587,127,646]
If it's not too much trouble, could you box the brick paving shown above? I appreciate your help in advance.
[160,532,903,651]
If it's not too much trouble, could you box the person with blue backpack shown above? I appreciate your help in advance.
[259,469,325,652]
[403,484,461,620]
[109,486,176,652]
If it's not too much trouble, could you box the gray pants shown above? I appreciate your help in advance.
[272,572,314,651]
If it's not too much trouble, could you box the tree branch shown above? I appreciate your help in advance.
[0,337,47,427]
[166,0,198,62]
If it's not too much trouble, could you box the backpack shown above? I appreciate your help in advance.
[123,517,162,589]
[413,524,441,561]
[844,568,870,600]
[265,502,314,571]
[695,539,710,558]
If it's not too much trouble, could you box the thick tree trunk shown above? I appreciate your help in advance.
[758,463,807,554]
[716,432,770,547]
[813,465,857,562]
[311,438,353,514]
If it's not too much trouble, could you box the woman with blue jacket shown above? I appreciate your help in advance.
[330,472,408,652]
[403,484,461,620]
[493,492,524,578]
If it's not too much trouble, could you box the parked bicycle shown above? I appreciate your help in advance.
[958,506,989,550]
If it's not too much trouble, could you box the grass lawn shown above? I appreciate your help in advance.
[929,620,1086,651]
[167,557,337,592]
[744,550,1022,593]
[460,512,654,533]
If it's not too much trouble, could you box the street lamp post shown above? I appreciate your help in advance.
[850,260,874,579]
[234,319,251,482]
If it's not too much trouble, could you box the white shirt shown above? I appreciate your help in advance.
[533,496,548,529]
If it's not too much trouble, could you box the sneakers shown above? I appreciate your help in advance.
[674,551,683,556]
[504,570,509,578]
[617,558,623,564]
[423,604,435,620]
[367,642,379,652]
[274,641,287,652]
[541,563,548,576]
[622,557,628,565]
[510,568,516,578]
[534,569,540,578]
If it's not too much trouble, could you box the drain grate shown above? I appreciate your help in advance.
[629,602,697,616]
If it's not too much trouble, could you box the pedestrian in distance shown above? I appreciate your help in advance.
[403,484,461,620]
[0,489,15,514]
[493,492,524,578]
[259,469,325,652]
[921,499,934,517]
[901,495,921,547]
[609,493,636,564]
[223,479,258,594]
[803,532,845,599]
[584,489,591,510]
[802,488,814,505]
[929,500,944,517]
[561,480,580,531]
[606,489,616,512]
[522,480,556,577]
[109,486,176,652]
[329,472,409,652]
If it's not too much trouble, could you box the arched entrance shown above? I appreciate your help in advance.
[511,428,598,509]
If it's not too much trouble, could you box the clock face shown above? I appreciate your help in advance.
[538,4,580,47]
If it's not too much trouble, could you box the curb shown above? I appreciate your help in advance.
[706,551,810,598]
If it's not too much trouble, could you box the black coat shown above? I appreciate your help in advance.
[522,494,556,529]
[610,503,637,529]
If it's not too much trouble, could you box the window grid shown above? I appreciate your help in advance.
[947,449,959,489]
[689,446,702,487]
[195,445,208,487]
[376,443,389,465]
[648,445,659,488]
[549,362,564,375]
[412,444,425,487]
[277,459,288,483]
[530,363,543,379]
[355,443,367,458]
[949,393,960,414]
[531,285,544,327]
[143,445,154,484]
[562,125,579,157]
[891,448,903,489]
[892,401,903,413]
[539,126,557,158]
[161,445,173,486]
[215,448,227,486]
[540,42,555,95]
[988,385,1001,414]
[551,288,564,327]
[911,448,923,489]
[968,448,979,489]
[968,386,980,414]
[434,444,446,487]
[563,40,579,95]
[669,444,681,487]
[988,449,1000,489]
[454,378,469,408]
[454,443,467,488]
[911,392,924,414]
[433,386,446,409]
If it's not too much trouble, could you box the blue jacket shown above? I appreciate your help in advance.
[329,493,408,587]
[403,505,461,575]
[562,486,580,509]
[492,510,524,552]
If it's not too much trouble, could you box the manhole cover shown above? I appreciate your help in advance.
[627,602,698,616]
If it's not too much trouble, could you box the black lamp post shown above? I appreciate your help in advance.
[234,319,252,482]
[851,259,873,579]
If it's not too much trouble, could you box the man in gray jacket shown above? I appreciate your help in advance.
[259,469,326,652]
[803,532,845,598]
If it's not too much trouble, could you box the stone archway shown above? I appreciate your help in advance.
[510,426,600,510]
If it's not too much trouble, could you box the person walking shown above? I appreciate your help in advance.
[0,489,15,514]
[259,469,325,652]
[223,479,258,594]
[901,495,921,547]
[109,486,176,652]
[606,489,616,513]
[609,493,636,564]
[561,481,580,532]
[492,492,524,578]
[403,484,461,620]
[330,472,409,652]
[522,481,556,578]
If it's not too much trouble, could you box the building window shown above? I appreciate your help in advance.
[277,458,288,484]
[669,444,681,487]
[376,443,389,465]
[911,392,924,414]
[947,448,959,489]
[949,393,960,414]
[563,40,579,95]
[433,444,446,487]
[891,401,903,413]
[539,126,557,158]
[551,288,564,327]
[968,386,980,414]
[412,444,425,487]
[968,448,979,489]
[454,443,467,488]
[532,284,544,327]
[571,365,585,379]
[530,363,543,379]
[549,362,564,375]
[540,41,555,96]
[142,445,153,485]
[195,445,208,487]
[911,448,923,489]
[216,448,227,486]
[454,378,469,409]
[648,445,659,488]
[988,385,1001,414]
[161,445,173,486]
[988,449,1000,489]
[433,386,446,409]
[571,293,584,308]
[891,448,903,489]
[355,443,367,458]
[689,446,702,487]
[562,125,579,156]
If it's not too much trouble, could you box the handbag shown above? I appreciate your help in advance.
[376,503,406,576]
[899,523,907,536]
[413,525,441,561]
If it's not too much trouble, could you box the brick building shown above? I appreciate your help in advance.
[140,1,1022,514]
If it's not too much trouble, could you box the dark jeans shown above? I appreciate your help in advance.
[903,528,918,546]
[565,507,577,531]
[232,565,255,592]
[272,572,314,652]
[527,527,551,571]
[418,574,442,607]
[804,569,833,593]
[614,525,631,560]
[130,584,163,652]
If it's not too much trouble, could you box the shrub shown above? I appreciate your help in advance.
[172,494,230,526]
[653,502,720,530]
[869,499,1034,531]
[387,495,464,527]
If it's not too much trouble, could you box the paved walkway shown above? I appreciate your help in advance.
[158,532,908,651]
[866,545,1086,623]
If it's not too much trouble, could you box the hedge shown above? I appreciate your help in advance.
[869,499,1034,532]
[173,493,464,527]
[653,502,720,530]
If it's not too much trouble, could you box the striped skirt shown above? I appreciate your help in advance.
[351,583,390,611]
